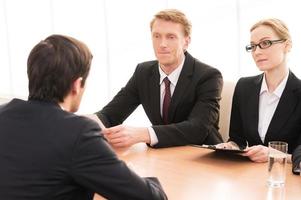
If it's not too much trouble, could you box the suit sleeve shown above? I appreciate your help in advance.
[292,145,301,175]
[153,68,223,147]
[228,78,248,148]
[95,67,140,127]
[70,122,167,200]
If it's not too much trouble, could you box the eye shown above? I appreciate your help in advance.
[167,34,176,40]
[152,34,160,39]
[260,40,271,48]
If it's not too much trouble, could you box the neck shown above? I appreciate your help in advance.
[58,96,72,112]
[58,102,69,112]
[265,66,288,92]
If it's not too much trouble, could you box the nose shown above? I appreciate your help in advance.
[159,38,167,48]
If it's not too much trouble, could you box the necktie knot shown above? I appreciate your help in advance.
[163,77,170,87]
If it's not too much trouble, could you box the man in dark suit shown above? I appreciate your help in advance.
[91,9,223,148]
[0,35,167,200]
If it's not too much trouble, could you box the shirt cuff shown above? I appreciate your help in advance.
[147,127,158,146]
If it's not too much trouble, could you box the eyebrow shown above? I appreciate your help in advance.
[250,37,272,44]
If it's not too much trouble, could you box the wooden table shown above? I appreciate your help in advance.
[94,144,301,200]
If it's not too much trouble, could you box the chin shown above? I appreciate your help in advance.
[157,55,171,62]
[159,59,173,66]
[256,65,270,72]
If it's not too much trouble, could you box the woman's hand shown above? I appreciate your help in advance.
[215,141,240,150]
[241,145,269,162]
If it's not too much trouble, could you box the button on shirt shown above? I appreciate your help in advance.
[258,73,289,143]
[148,57,185,146]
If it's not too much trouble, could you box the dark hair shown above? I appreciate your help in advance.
[27,34,92,102]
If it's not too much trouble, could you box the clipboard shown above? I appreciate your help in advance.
[191,144,246,153]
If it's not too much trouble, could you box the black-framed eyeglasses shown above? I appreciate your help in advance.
[245,39,286,52]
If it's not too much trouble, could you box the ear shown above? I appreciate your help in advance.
[183,36,191,51]
[71,77,83,95]
[284,40,292,53]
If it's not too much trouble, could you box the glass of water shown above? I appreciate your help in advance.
[267,141,288,187]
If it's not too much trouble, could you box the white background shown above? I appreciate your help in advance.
[1,0,301,126]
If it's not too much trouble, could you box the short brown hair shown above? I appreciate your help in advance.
[250,18,292,44]
[27,34,92,102]
[150,9,192,37]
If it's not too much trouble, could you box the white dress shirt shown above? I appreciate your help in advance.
[258,73,289,143]
[148,57,185,146]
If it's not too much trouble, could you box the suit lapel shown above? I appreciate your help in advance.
[264,72,300,144]
[246,74,263,144]
[148,63,163,124]
[168,52,194,122]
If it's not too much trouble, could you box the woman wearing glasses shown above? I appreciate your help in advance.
[217,18,301,162]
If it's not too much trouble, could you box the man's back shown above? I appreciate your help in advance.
[0,99,99,199]
[0,99,166,200]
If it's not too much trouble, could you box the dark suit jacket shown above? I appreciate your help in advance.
[0,99,167,200]
[229,72,301,153]
[96,52,223,148]
[292,145,301,174]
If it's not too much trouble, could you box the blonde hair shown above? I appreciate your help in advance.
[250,18,292,44]
[150,9,192,37]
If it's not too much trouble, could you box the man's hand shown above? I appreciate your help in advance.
[103,125,150,148]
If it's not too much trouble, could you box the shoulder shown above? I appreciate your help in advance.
[0,98,25,115]
[288,71,301,86]
[134,60,158,74]
[0,103,8,112]
[185,52,221,78]
[24,101,102,136]
[195,60,221,79]
[286,71,301,98]
[236,74,263,87]
[60,112,101,133]
[0,99,102,144]
[49,111,103,149]
[138,60,158,67]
